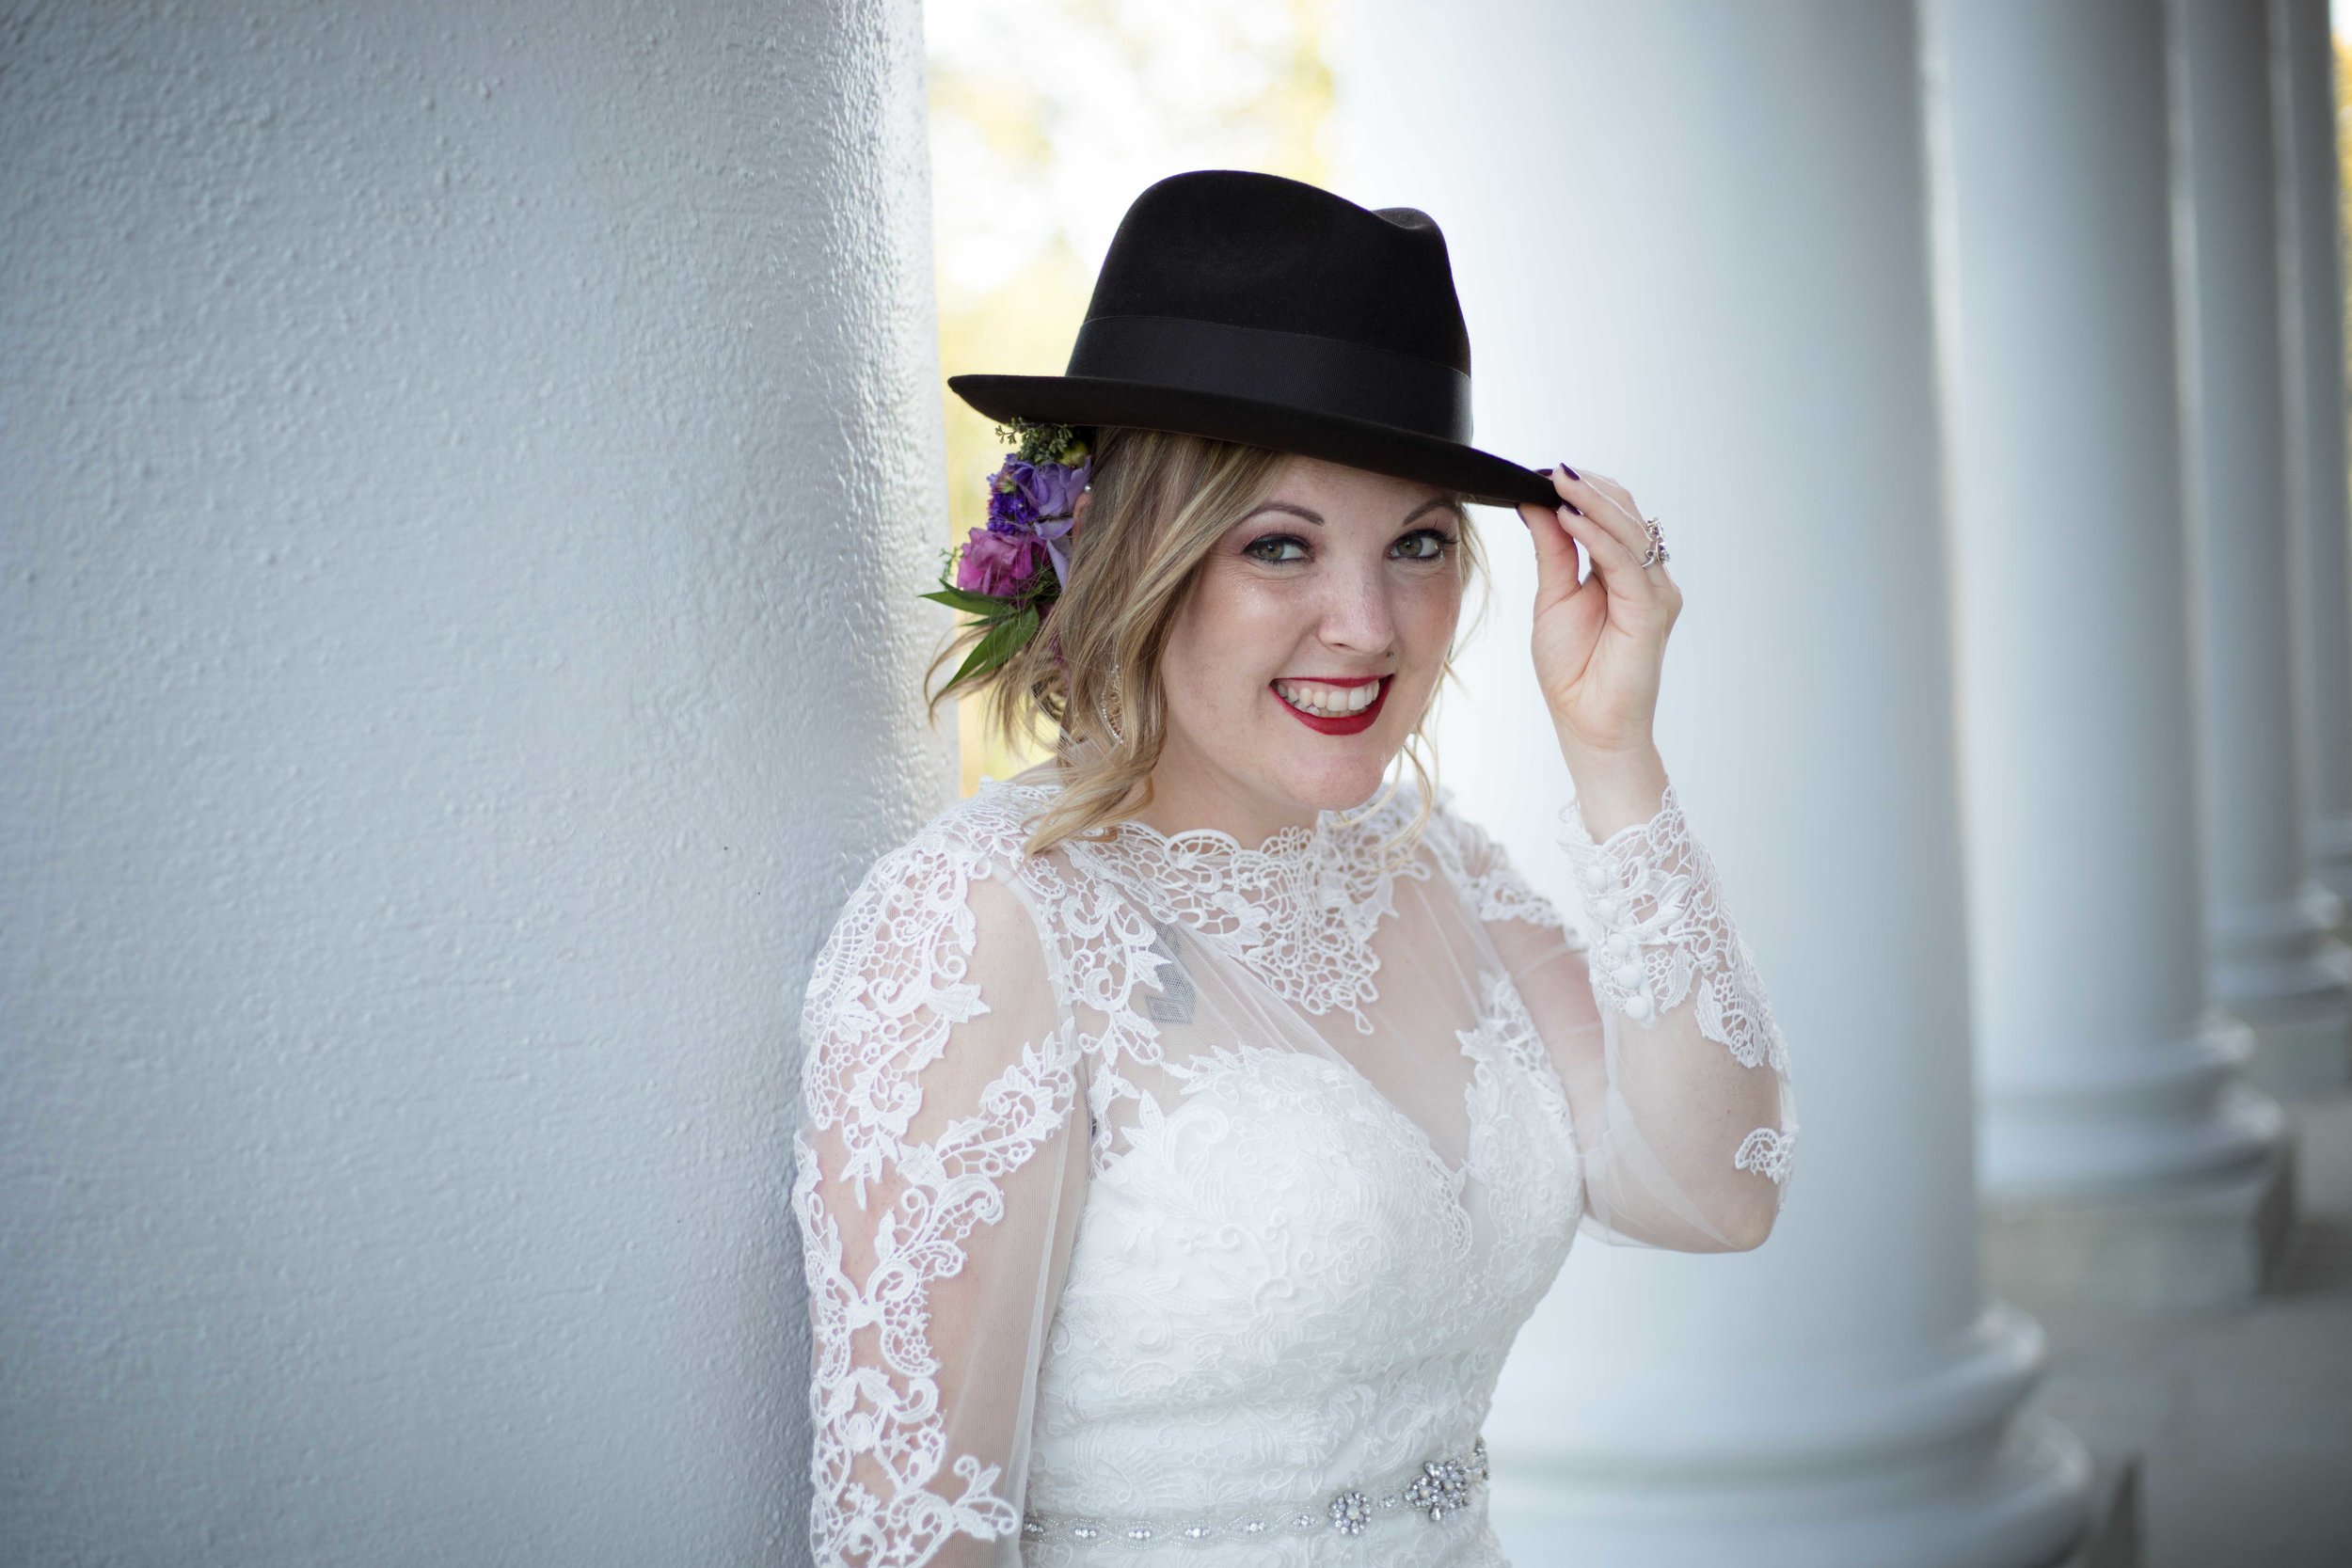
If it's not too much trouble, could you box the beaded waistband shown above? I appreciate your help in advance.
[1020,1433,1489,1551]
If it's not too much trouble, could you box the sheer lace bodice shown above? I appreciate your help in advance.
[790,775,1795,1566]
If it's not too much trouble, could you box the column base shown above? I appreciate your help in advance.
[2209,886,2352,1093]
[2303,812,2352,931]
[1979,1017,2279,1198]
[2233,996,2352,1096]
[1980,1133,2297,1314]
[2051,1450,2141,1568]
[1486,1304,2092,1568]
[1489,1414,2091,1568]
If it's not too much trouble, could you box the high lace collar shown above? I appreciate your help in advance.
[983,775,1364,850]
[978,774,1434,1032]
[977,772,1417,860]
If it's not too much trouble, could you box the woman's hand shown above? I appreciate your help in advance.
[1518,466,1679,832]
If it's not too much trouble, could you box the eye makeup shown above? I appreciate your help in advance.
[1238,527,1458,564]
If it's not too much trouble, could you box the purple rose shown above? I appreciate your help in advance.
[955,526,1043,597]
[1014,456,1090,521]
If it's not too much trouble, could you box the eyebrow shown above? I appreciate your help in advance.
[1241,497,1460,528]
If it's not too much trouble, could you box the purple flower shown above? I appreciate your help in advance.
[986,480,1040,533]
[990,455,1090,527]
[955,526,1043,597]
[1016,456,1091,521]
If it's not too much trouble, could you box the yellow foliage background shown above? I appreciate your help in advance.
[925,0,1332,794]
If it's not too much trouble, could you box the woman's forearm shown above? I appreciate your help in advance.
[1554,762,1795,1250]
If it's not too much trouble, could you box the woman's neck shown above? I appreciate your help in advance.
[1023,741,1327,849]
[1128,750,1323,849]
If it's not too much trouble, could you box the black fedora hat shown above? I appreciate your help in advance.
[947,169,1559,511]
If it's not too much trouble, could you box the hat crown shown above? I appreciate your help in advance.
[1076,170,1472,375]
[944,170,1556,510]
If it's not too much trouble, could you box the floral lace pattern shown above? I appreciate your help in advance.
[1022,975,1577,1563]
[1734,1125,1799,1184]
[1558,784,1789,1073]
[1557,783,1797,1189]
[792,831,1087,1568]
[793,775,1790,1567]
[1057,789,1431,1035]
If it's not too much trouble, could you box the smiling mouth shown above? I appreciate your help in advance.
[1271,675,1391,736]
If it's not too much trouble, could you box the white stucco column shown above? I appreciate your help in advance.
[2275,0,2352,923]
[0,4,946,1564]
[1337,4,2090,1563]
[1927,0,2287,1312]
[2171,0,2352,1094]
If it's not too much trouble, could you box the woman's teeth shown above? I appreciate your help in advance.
[1274,679,1380,716]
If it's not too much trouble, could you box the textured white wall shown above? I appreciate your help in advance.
[0,4,946,1563]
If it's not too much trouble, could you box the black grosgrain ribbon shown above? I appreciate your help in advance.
[1065,314,1474,443]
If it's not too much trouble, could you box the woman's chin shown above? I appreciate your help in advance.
[1264,741,1402,816]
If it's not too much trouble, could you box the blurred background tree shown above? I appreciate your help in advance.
[925,0,1333,793]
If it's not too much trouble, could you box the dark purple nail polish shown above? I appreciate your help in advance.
[1557,461,1581,482]
[1562,499,1582,516]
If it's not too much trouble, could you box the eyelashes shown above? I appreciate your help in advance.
[1240,529,1459,564]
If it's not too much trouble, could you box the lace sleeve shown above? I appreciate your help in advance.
[790,834,1088,1567]
[1447,786,1795,1252]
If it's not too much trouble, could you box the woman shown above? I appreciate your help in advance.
[791,170,1796,1567]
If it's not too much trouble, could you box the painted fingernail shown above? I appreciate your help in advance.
[1557,461,1581,481]
[1559,500,1582,518]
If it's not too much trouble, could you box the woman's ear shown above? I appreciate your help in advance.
[1073,488,1093,526]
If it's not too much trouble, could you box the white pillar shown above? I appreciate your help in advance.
[1337,5,2090,1563]
[2276,0,2352,923]
[0,4,946,1563]
[2172,0,2352,1094]
[1928,0,2286,1312]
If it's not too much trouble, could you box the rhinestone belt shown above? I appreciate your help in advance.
[1020,1434,1489,1550]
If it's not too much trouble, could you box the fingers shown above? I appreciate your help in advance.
[1518,495,1585,608]
[1549,464,1678,598]
[1558,505,1659,606]
[1552,465,1649,562]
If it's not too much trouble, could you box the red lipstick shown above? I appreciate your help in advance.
[1271,674,1391,736]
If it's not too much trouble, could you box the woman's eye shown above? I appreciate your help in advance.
[1391,529,1456,562]
[1244,534,1311,563]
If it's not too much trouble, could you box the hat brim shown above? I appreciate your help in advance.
[947,373,1559,511]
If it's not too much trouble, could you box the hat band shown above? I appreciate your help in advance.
[1064,315,1473,444]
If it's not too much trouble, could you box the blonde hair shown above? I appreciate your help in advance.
[927,427,1486,857]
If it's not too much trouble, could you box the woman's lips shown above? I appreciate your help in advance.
[1271,674,1391,736]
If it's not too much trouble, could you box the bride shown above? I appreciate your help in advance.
[790,169,1796,1567]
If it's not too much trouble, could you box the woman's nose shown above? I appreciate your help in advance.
[1319,562,1397,655]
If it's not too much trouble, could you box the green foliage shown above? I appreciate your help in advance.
[996,420,1089,467]
[942,606,1042,696]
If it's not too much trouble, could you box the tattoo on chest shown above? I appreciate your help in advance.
[1144,923,1197,1025]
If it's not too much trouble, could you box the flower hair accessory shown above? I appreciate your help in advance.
[925,418,1091,694]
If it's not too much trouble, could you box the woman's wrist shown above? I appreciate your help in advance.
[1557,730,1669,840]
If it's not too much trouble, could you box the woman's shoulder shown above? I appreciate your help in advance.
[917,772,1062,868]
[806,783,1067,1016]
[824,772,1073,932]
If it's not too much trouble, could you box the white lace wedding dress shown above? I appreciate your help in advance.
[791,771,1795,1567]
